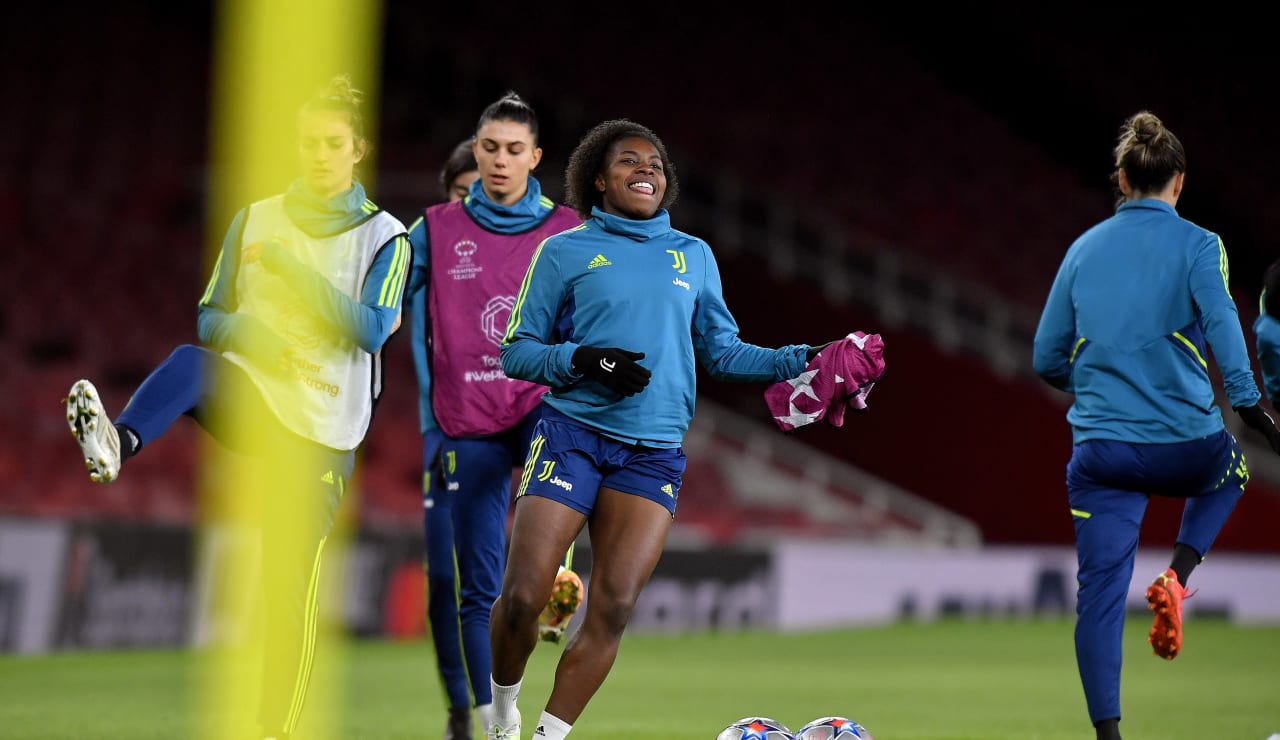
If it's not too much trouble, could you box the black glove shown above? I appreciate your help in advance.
[806,341,835,361]
[572,346,650,397]
[1234,404,1280,454]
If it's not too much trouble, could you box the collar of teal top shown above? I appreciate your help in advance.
[589,205,671,241]
[464,175,550,233]
[1117,198,1176,216]
[284,179,370,236]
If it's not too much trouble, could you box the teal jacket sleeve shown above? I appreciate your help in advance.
[197,208,292,365]
[404,214,440,434]
[1191,236,1260,409]
[257,233,410,354]
[404,214,430,300]
[1256,313,1280,404]
[1032,247,1078,391]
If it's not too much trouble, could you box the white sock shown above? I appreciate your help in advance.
[491,676,522,726]
[532,711,573,739]
[476,703,495,732]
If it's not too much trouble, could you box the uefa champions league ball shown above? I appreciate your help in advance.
[716,716,796,740]
[795,716,874,740]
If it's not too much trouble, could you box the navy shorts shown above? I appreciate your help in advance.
[515,410,686,517]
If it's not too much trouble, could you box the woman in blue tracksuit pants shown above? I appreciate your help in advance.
[66,74,409,740]
[1033,110,1280,740]
[403,93,581,740]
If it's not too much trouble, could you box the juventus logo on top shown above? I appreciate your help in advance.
[666,249,686,274]
[536,460,556,481]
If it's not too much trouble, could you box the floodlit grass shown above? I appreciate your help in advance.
[2,617,1278,739]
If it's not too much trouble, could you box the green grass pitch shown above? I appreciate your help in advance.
[2,617,1277,739]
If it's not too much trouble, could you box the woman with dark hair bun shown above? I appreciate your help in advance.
[402,91,582,740]
[1034,110,1280,740]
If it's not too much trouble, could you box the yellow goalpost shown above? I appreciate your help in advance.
[198,2,385,738]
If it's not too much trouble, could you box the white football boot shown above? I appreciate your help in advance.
[65,379,121,483]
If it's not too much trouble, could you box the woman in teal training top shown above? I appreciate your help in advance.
[1033,110,1280,740]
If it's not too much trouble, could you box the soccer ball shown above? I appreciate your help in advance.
[795,716,874,740]
[716,716,796,740]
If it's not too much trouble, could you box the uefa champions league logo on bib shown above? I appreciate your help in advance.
[453,239,478,262]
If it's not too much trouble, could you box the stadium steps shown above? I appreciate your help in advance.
[676,399,982,549]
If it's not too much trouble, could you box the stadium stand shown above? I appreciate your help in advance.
[7,3,1279,554]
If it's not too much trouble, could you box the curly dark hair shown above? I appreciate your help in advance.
[563,119,679,220]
